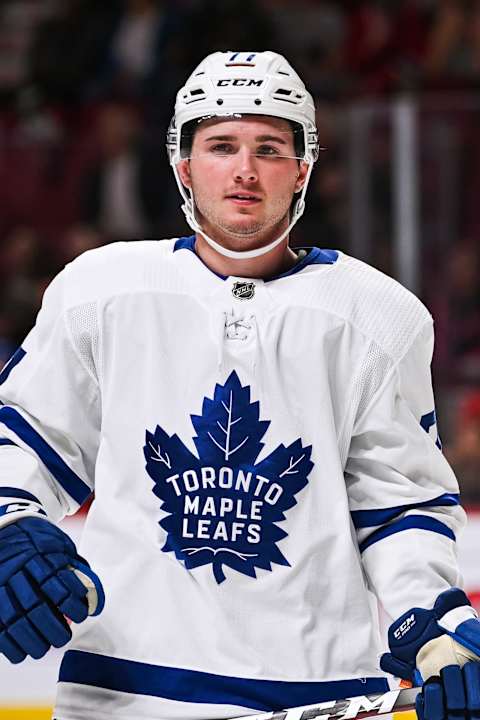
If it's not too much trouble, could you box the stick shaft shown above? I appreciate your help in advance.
[229,686,420,720]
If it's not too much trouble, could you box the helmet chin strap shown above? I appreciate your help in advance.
[172,163,314,261]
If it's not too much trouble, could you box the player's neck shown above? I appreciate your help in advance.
[193,233,299,279]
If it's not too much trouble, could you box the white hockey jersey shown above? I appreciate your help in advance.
[0,237,465,720]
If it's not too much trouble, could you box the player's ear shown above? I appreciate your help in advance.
[294,161,309,193]
[177,160,192,189]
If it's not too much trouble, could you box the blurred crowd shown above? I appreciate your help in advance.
[0,0,479,496]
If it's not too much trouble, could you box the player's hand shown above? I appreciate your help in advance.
[0,516,105,664]
[380,588,480,720]
[415,661,480,720]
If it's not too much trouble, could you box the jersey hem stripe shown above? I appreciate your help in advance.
[59,650,389,711]
[359,515,455,553]
[0,407,91,506]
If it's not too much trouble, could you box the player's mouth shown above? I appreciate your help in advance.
[225,193,261,206]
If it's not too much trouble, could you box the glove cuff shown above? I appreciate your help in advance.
[70,562,105,616]
[0,508,49,527]
[438,605,478,633]
[0,490,48,529]
[433,588,472,622]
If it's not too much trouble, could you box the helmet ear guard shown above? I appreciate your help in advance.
[167,51,321,260]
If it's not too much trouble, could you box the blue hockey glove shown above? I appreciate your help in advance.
[380,588,480,720]
[0,516,104,664]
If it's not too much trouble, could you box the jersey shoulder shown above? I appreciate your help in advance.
[61,239,184,307]
[308,251,432,363]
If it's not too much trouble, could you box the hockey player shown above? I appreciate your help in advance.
[0,50,479,720]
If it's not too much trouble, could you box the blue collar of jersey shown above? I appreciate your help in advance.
[173,235,338,282]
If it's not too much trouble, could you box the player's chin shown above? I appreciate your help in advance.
[222,212,264,235]
[222,219,264,238]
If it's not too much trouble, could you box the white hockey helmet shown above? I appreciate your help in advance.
[167,51,320,260]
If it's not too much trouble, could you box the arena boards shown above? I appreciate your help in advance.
[0,710,53,719]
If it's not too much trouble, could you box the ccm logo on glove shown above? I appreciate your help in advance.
[394,613,416,640]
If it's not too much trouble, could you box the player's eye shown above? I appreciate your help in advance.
[209,143,236,155]
[254,145,282,157]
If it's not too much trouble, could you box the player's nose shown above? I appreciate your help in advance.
[233,146,258,183]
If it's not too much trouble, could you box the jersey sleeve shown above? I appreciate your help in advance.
[345,319,465,619]
[0,266,100,526]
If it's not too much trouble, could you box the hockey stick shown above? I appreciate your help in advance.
[229,685,420,720]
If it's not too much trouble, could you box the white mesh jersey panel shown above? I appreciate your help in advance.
[305,253,431,363]
[338,339,393,466]
[67,302,99,382]
[61,239,191,308]
[355,340,394,422]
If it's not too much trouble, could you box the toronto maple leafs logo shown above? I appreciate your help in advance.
[144,371,313,584]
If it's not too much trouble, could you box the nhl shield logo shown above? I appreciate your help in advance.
[232,281,255,300]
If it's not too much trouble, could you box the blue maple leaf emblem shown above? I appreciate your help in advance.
[144,371,313,584]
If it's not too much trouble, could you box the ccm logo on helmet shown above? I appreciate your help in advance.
[217,79,263,87]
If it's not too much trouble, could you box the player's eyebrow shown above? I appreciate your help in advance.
[203,133,288,145]
[255,134,287,145]
[203,134,237,142]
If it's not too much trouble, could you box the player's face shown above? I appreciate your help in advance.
[177,116,308,252]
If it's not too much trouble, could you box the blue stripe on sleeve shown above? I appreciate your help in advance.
[0,407,91,506]
[0,438,17,446]
[351,493,460,529]
[359,515,455,554]
[0,348,26,385]
[59,650,389,711]
[0,487,41,504]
